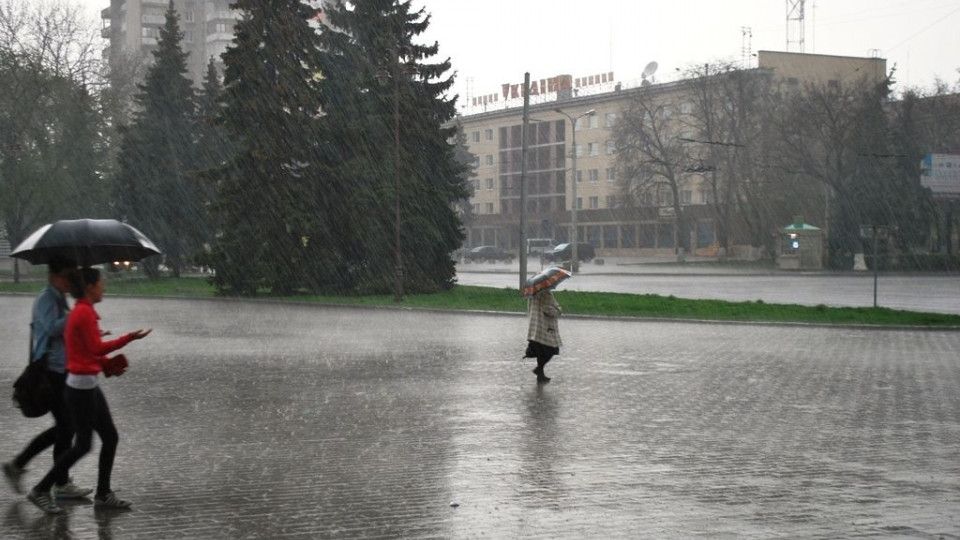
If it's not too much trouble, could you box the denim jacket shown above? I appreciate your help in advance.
[31,283,69,373]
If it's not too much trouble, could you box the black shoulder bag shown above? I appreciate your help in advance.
[12,326,53,418]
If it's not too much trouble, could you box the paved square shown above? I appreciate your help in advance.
[1,296,958,538]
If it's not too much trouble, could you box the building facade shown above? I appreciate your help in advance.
[98,0,334,87]
[457,51,887,258]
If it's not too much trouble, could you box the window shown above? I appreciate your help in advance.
[621,225,636,248]
[658,223,675,248]
[184,10,194,22]
[574,144,583,157]
[576,170,583,183]
[486,202,494,214]
[588,169,599,182]
[589,114,599,129]
[484,129,493,141]
[606,167,615,181]
[606,195,616,208]
[485,178,494,190]
[472,131,480,143]
[588,143,599,156]
[605,140,616,155]
[574,118,583,131]
[697,220,716,247]
[576,197,583,210]
[659,191,673,207]
[473,156,480,167]
[603,225,617,247]
[472,204,479,214]
[589,196,599,209]
[484,155,493,166]
[639,224,656,248]
[681,190,692,204]
[641,192,654,206]
[604,112,616,128]
[700,189,714,204]
[679,102,693,115]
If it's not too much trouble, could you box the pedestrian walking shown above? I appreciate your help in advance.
[524,289,562,383]
[3,257,92,500]
[26,267,151,514]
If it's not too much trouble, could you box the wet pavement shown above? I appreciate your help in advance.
[1,295,959,539]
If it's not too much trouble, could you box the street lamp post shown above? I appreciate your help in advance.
[554,108,595,271]
[377,50,417,302]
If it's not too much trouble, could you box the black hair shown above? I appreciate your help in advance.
[47,256,77,275]
[69,267,102,300]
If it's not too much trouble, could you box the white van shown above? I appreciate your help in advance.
[526,238,554,255]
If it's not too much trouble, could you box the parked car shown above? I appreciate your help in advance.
[541,242,595,263]
[463,245,514,263]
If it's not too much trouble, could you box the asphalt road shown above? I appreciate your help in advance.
[456,261,960,315]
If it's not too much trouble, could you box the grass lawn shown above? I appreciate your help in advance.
[1,275,958,328]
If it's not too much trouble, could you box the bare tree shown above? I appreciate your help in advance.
[614,87,693,254]
[0,0,103,280]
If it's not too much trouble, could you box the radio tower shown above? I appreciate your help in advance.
[786,0,805,53]
[741,26,753,68]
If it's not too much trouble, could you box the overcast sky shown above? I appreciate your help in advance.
[79,0,959,98]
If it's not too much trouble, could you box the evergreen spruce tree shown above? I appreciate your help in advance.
[114,2,200,278]
[319,0,469,293]
[193,57,234,259]
[210,0,328,294]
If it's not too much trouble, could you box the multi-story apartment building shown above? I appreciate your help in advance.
[458,51,887,257]
[99,0,334,87]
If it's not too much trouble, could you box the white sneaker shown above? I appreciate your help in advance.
[27,489,64,515]
[94,491,132,509]
[53,479,93,499]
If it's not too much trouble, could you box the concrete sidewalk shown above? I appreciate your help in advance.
[1,296,959,538]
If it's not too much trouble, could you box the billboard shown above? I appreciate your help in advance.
[921,154,960,197]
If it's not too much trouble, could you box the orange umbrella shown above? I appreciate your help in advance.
[521,267,572,297]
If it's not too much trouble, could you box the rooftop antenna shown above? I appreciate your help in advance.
[741,26,753,68]
[464,76,473,111]
[641,61,658,86]
[786,0,806,53]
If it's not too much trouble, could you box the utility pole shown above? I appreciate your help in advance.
[519,73,531,290]
[554,107,595,272]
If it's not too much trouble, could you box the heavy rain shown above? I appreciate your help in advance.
[1,0,959,538]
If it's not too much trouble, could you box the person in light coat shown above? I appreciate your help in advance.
[524,289,562,383]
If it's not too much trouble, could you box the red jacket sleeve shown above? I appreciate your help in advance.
[68,303,135,374]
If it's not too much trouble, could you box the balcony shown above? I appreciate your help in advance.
[205,31,233,44]
[141,14,165,25]
[206,10,238,22]
[100,24,111,39]
[100,7,110,20]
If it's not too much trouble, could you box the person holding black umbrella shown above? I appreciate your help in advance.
[26,267,151,514]
[524,289,563,383]
[4,256,92,500]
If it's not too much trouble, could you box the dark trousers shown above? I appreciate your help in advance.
[525,340,558,373]
[14,371,71,486]
[35,386,118,497]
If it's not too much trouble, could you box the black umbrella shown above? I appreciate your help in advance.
[11,219,161,266]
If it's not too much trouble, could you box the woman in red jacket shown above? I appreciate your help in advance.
[27,267,150,514]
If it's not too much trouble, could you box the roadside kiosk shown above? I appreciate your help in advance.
[778,220,823,270]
